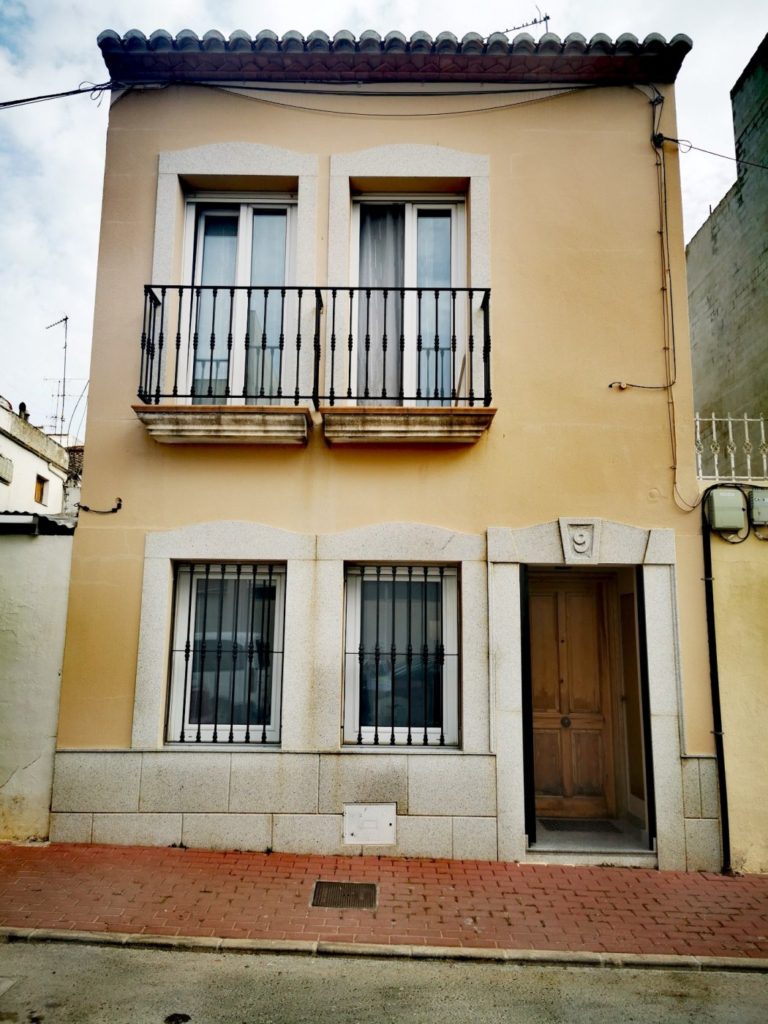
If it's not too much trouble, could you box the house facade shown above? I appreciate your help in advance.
[51,28,721,871]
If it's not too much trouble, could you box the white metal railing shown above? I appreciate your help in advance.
[695,413,768,481]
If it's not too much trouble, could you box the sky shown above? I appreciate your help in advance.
[1,0,766,436]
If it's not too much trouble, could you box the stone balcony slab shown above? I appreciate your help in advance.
[133,404,312,444]
[320,406,495,445]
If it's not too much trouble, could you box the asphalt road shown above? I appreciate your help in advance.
[1,942,767,1024]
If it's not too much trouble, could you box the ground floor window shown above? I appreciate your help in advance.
[167,562,285,744]
[343,564,459,746]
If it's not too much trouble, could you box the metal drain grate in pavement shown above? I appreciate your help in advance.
[539,818,621,834]
[311,880,377,909]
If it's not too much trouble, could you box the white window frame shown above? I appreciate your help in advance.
[343,564,460,746]
[177,196,298,402]
[166,562,286,744]
[349,197,466,402]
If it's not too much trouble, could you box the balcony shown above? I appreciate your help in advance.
[134,285,494,445]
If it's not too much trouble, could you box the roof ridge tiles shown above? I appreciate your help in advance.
[97,28,693,84]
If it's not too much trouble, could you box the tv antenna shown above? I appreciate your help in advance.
[45,315,69,438]
[501,7,551,35]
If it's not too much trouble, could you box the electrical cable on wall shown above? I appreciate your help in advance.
[197,80,586,118]
[608,84,700,513]
[77,497,122,515]
[653,135,768,172]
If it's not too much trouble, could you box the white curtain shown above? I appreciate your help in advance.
[357,205,404,403]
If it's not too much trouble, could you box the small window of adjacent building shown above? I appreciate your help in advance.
[343,565,459,746]
[0,454,13,485]
[167,562,286,744]
[34,474,48,505]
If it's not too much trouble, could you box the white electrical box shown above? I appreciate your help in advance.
[707,489,747,531]
[343,803,396,845]
[749,488,768,526]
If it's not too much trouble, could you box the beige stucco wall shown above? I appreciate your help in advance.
[58,82,712,761]
[712,534,768,873]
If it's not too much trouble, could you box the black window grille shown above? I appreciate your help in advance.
[168,563,285,744]
[345,565,459,746]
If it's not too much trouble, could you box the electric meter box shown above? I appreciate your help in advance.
[749,488,768,526]
[706,489,747,531]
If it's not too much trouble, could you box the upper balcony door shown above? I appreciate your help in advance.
[187,201,294,403]
[352,199,464,406]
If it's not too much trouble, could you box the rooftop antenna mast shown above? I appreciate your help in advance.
[46,315,69,439]
[501,7,551,35]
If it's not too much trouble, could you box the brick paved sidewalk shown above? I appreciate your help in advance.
[1,843,767,960]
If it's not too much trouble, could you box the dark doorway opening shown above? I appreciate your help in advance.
[522,566,656,852]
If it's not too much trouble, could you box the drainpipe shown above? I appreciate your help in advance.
[701,489,732,875]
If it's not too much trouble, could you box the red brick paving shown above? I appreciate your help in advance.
[1,843,768,958]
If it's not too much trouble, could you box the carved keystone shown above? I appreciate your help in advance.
[558,517,602,564]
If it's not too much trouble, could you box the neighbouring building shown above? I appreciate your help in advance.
[687,32,768,875]
[687,33,768,419]
[51,28,725,871]
[0,400,77,839]
[707,528,768,874]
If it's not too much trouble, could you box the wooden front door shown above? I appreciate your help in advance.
[529,573,616,818]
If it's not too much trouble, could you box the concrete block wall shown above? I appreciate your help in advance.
[687,35,768,418]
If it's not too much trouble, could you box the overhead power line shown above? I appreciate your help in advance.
[655,133,768,171]
[5,78,767,173]
[0,81,112,110]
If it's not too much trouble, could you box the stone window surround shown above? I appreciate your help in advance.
[141,144,319,442]
[152,142,318,287]
[325,145,490,410]
[132,521,489,753]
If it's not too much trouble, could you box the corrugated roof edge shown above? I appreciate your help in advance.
[96,29,693,85]
[0,512,76,536]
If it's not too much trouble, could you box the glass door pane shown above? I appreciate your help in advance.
[194,213,238,401]
[417,210,452,405]
[357,204,405,403]
[247,210,287,401]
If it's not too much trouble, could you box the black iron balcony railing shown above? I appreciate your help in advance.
[138,284,491,408]
[322,286,491,408]
[139,285,323,407]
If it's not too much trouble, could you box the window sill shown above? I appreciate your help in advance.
[133,404,312,445]
[159,743,282,752]
[320,406,496,445]
[340,743,463,753]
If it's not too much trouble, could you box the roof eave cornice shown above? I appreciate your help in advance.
[98,29,693,86]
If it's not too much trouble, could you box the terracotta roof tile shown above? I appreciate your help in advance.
[97,29,692,85]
